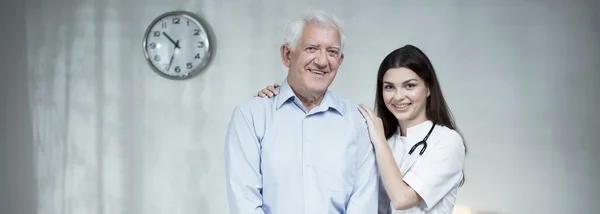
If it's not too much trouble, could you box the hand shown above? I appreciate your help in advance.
[358,104,387,146]
[254,83,280,97]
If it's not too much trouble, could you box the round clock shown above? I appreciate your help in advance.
[142,11,214,80]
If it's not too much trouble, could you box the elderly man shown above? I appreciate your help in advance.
[224,10,378,214]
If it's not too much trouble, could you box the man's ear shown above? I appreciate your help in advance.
[280,45,292,67]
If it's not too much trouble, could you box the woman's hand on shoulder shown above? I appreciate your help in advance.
[254,83,279,98]
[358,104,387,145]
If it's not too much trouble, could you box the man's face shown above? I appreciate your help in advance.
[281,22,344,95]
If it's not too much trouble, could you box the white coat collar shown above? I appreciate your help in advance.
[395,120,436,176]
[400,120,435,147]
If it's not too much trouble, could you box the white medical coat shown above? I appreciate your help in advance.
[378,120,466,214]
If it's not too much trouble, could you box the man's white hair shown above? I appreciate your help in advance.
[284,10,346,52]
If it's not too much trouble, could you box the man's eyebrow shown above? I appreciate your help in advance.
[305,41,318,46]
[304,41,340,49]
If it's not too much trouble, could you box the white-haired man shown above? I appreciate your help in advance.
[224,10,378,214]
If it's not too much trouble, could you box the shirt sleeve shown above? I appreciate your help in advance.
[224,105,266,214]
[346,117,379,214]
[402,130,466,211]
[378,174,392,214]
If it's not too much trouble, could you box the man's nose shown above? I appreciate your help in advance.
[313,50,328,67]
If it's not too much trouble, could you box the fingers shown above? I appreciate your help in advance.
[261,88,275,97]
[357,105,368,117]
[255,83,280,98]
[359,104,375,119]
[358,105,376,125]
[256,90,267,97]
[267,85,278,95]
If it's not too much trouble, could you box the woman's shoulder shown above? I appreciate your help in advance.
[433,124,465,152]
[434,124,462,139]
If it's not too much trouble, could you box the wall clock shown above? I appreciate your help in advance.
[142,11,214,80]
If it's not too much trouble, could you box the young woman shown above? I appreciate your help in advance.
[255,45,467,214]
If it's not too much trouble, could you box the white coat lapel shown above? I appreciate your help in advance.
[388,134,404,171]
[399,120,434,176]
[399,136,420,176]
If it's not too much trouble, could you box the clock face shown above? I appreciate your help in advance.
[143,11,213,80]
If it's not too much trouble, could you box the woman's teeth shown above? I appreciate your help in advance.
[393,103,411,109]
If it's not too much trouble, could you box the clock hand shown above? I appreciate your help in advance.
[166,50,175,71]
[162,32,181,49]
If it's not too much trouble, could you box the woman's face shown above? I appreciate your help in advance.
[381,67,430,128]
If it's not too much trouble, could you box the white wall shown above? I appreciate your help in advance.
[1,0,598,214]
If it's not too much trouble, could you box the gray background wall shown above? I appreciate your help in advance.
[1,0,599,214]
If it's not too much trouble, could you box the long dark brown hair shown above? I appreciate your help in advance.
[374,44,467,186]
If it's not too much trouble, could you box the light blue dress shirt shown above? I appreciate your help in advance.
[224,79,379,214]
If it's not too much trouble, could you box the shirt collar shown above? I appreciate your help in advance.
[275,78,343,115]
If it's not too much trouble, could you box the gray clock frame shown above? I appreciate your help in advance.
[142,10,215,80]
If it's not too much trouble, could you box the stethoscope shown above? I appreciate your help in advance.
[407,122,436,156]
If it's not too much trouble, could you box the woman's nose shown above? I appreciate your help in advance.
[392,91,405,101]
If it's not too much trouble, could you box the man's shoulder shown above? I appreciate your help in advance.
[231,96,276,115]
[328,91,366,123]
